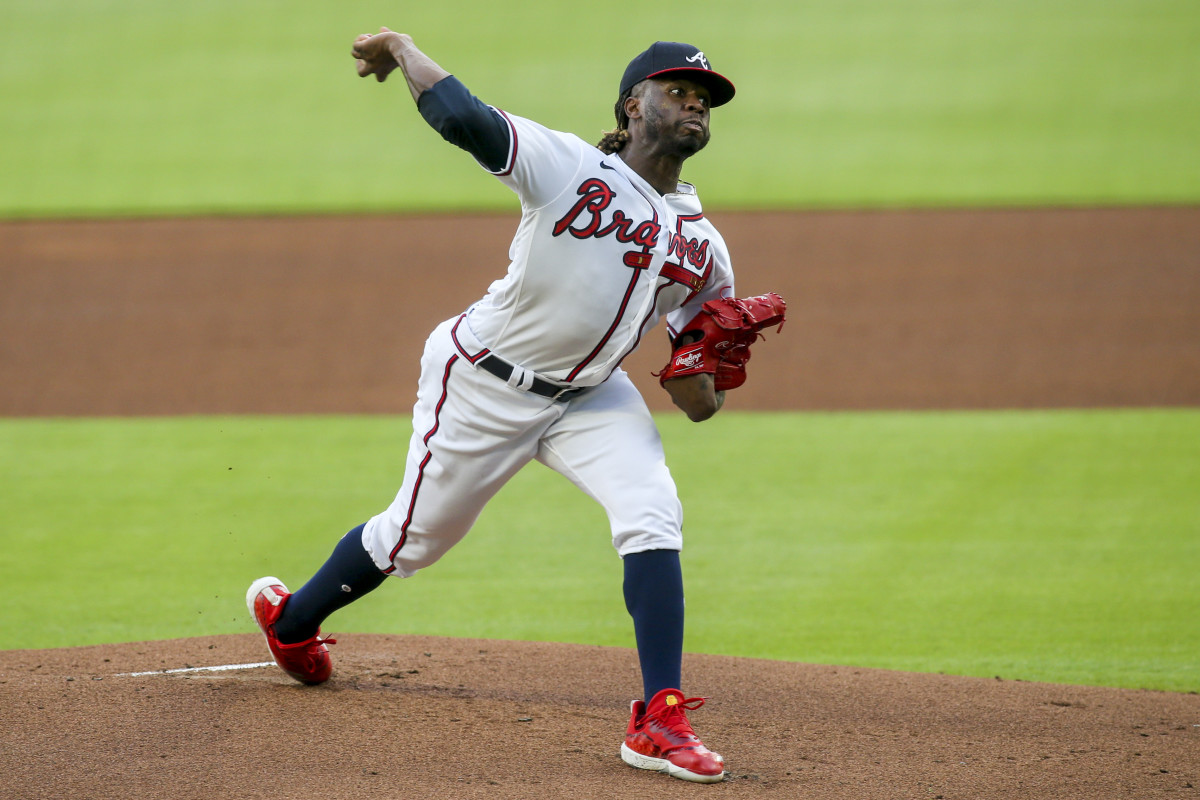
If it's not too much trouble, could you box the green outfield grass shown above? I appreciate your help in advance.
[1,0,1197,217]
[3,410,1197,692]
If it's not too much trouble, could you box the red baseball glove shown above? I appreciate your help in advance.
[657,292,787,391]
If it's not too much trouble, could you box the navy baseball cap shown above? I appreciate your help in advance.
[618,42,736,107]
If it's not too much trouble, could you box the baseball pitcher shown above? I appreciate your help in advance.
[247,31,785,784]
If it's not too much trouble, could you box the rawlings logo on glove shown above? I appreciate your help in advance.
[657,292,787,391]
[672,349,705,371]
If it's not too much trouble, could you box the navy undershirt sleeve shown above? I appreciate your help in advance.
[417,75,511,173]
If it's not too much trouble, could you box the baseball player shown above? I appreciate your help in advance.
[247,31,784,784]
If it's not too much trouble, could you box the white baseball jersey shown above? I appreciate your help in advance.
[364,111,737,576]
[463,111,735,386]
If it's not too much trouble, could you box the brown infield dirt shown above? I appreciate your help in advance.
[2,208,1199,799]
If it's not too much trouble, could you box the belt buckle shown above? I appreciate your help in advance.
[552,385,585,402]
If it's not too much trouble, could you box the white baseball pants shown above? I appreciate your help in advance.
[362,316,684,578]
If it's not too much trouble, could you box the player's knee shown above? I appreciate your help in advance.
[614,524,683,556]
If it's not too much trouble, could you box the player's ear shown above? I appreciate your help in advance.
[623,94,642,121]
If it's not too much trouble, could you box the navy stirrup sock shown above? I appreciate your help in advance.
[623,549,685,705]
[274,523,386,644]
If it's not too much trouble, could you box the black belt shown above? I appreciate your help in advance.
[478,355,591,402]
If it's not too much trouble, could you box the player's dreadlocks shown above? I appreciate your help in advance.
[596,127,630,154]
[596,88,634,154]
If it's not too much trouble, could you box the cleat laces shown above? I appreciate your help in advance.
[278,632,337,650]
[645,695,707,742]
[310,634,338,651]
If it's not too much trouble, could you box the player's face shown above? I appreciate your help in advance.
[638,78,712,156]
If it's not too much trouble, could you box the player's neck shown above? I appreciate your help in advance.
[617,148,686,195]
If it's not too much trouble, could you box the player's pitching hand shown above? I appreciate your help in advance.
[353,27,405,82]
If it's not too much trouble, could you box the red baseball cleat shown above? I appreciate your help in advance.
[246,576,336,685]
[621,688,726,783]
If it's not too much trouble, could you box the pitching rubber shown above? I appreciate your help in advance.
[620,742,726,784]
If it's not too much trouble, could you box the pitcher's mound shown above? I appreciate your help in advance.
[2,633,1196,799]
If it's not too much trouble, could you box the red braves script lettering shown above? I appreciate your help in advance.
[552,179,660,247]
[658,214,713,296]
[667,220,710,270]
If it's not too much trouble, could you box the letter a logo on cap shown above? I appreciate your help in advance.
[685,51,710,70]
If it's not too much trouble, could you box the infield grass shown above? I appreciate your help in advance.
[1,0,1197,217]
[3,409,1197,692]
